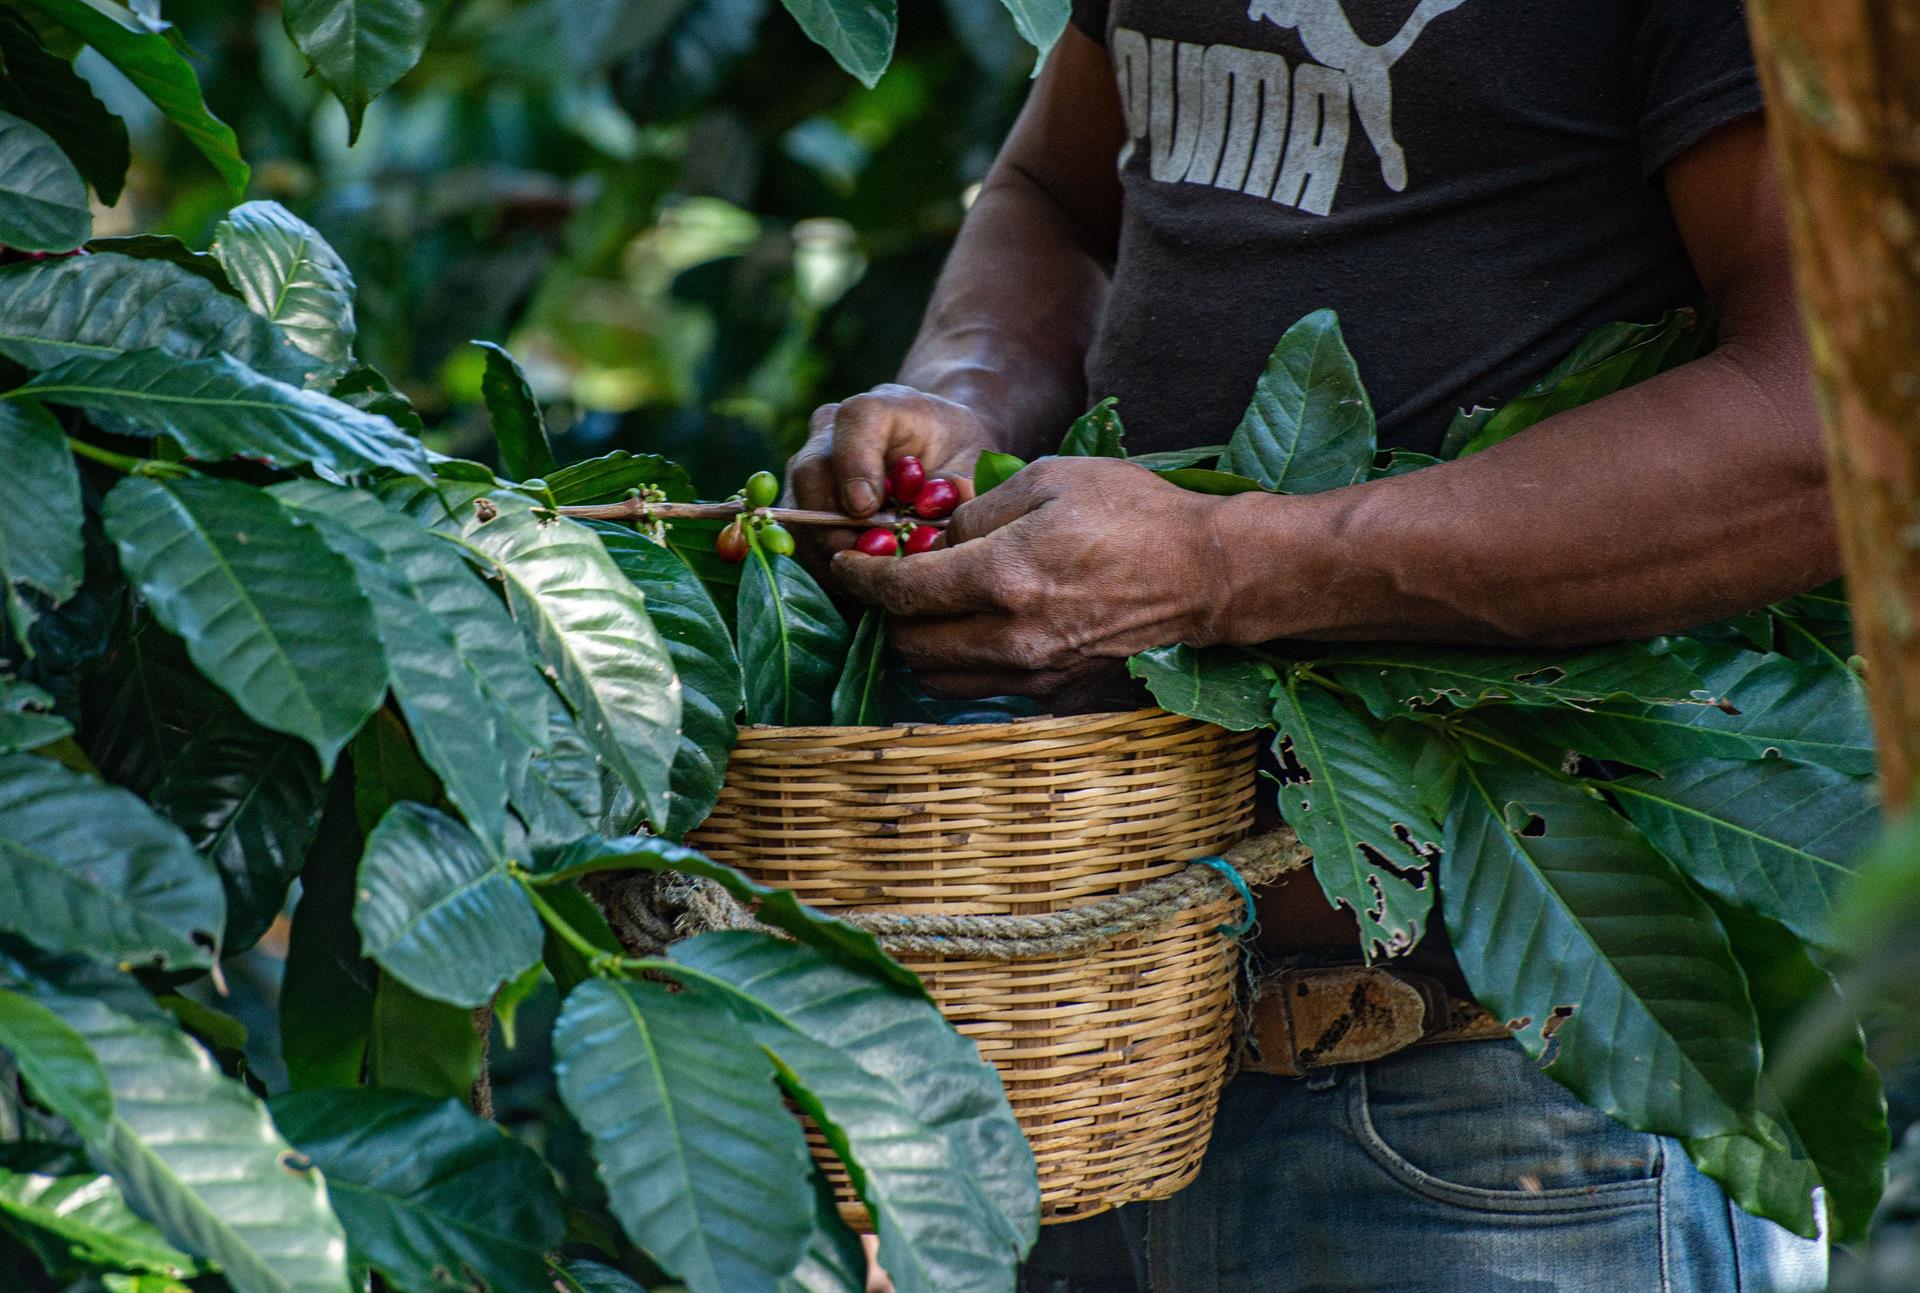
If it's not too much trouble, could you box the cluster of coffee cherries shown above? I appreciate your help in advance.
[714,471,791,564]
[852,456,956,557]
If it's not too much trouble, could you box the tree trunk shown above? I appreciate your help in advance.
[1744,1,1920,803]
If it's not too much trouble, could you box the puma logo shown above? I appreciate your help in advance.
[1246,0,1469,191]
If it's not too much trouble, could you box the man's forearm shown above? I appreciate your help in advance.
[895,163,1110,460]
[1213,332,1836,647]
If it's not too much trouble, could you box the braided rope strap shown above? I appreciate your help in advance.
[594,828,1310,962]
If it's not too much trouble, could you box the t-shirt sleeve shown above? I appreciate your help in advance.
[1069,0,1109,45]
[1633,0,1765,177]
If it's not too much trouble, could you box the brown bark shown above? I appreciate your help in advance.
[1745,1,1920,803]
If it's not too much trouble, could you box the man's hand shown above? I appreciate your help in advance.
[784,385,992,556]
[832,458,1233,699]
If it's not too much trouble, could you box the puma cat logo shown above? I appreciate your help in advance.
[1246,0,1468,191]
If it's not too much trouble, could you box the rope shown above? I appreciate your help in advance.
[593,829,1310,963]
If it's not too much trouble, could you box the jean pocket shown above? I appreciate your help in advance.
[1352,1042,1664,1215]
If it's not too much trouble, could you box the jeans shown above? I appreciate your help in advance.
[1021,1040,1827,1293]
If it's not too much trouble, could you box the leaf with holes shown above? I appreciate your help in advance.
[0,253,318,383]
[353,803,541,1009]
[0,754,224,970]
[474,341,555,483]
[1058,395,1125,457]
[1221,309,1374,495]
[1442,755,1763,1141]
[1127,644,1277,732]
[103,477,388,765]
[0,971,351,1293]
[270,1087,566,1293]
[0,676,69,754]
[22,351,427,479]
[0,109,88,251]
[0,11,128,203]
[1607,758,1875,952]
[738,548,849,727]
[0,1145,199,1278]
[587,521,741,839]
[282,0,446,142]
[448,495,679,830]
[212,202,357,372]
[778,0,896,86]
[552,976,816,1293]
[150,722,325,953]
[1327,640,1707,718]
[1269,675,1439,960]
[16,0,247,193]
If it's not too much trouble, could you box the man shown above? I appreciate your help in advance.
[785,2,1835,1288]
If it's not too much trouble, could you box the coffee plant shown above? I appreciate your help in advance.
[0,3,1067,1292]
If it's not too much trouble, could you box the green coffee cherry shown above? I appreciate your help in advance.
[744,470,780,510]
[760,522,796,557]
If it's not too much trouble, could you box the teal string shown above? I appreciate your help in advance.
[1193,855,1256,939]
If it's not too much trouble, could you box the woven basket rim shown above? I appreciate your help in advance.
[735,705,1177,743]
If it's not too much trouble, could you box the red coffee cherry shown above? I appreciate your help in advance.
[715,520,750,564]
[913,477,960,519]
[854,527,898,556]
[902,524,940,555]
[887,455,926,505]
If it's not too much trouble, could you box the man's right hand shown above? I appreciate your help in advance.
[784,384,993,555]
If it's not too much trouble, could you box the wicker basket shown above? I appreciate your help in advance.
[688,707,1258,1223]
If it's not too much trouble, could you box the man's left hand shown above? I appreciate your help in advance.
[832,458,1235,700]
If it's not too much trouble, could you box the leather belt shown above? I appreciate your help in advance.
[1240,965,1513,1078]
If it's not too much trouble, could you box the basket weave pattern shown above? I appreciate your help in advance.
[690,708,1258,1222]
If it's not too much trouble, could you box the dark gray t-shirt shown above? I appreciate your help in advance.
[1066,0,1762,455]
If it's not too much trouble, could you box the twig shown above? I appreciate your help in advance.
[554,498,944,529]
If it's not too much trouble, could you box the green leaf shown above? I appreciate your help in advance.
[102,477,388,766]
[1127,445,1224,471]
[0,973,351,1293]
[557,1259,650,1293]
[738,548,850,727]
[1369,448,1441,479]
[1220,309,1375,495]
[1685,905,1886,1242]
[1485,651,1875,776]
[0,1146,197,1277]
[150,723,325,953]
[530,832,924,997]
[535,879,622,997]
[1326,640,1707,717]
[1442,755,1763,1141]
[332,364,423,434]
[279,776,375,1091]
[1057,395,1124,457]
[545,450,695,505]
[0,253,319,383]
[1451,308,1711,459]
[1270,677,1440,960]
[366,973,481,1101]
[552,976,816,1293]
[674,933,1036,1293]
[211,202,358,374]
[275,482,533,849]
[20,351,429,479]
[0,753,223,970]
[831,608,888,726]
[449,496,679,830]
[1126,644,1276,731]
[776,1171,868,1293]
[353,803,541,1009]
[992,0,1068,59]
[282,0,445,143]
[0,987,113,1138]
[1607,758,1875,952]
[474,341,556,483]
[970,450,1025,494]
[1151,467,1265,495]
[778,0,896,87]
[0,676,70,754]
[83,234,232,293]
[271,1088,566,1293]
[586,521,741,840]
[17,0,248,194]
[0,11,127,203]
[88,618,226,797]
[0,402,83,610]
[0,109,87,251]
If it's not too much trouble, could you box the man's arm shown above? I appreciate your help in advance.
[836,118,1837,695]
[784,27,1123,526]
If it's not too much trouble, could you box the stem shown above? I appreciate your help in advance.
[515,873,614,971]
[66,437,190,478]
[555,498,942,529]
